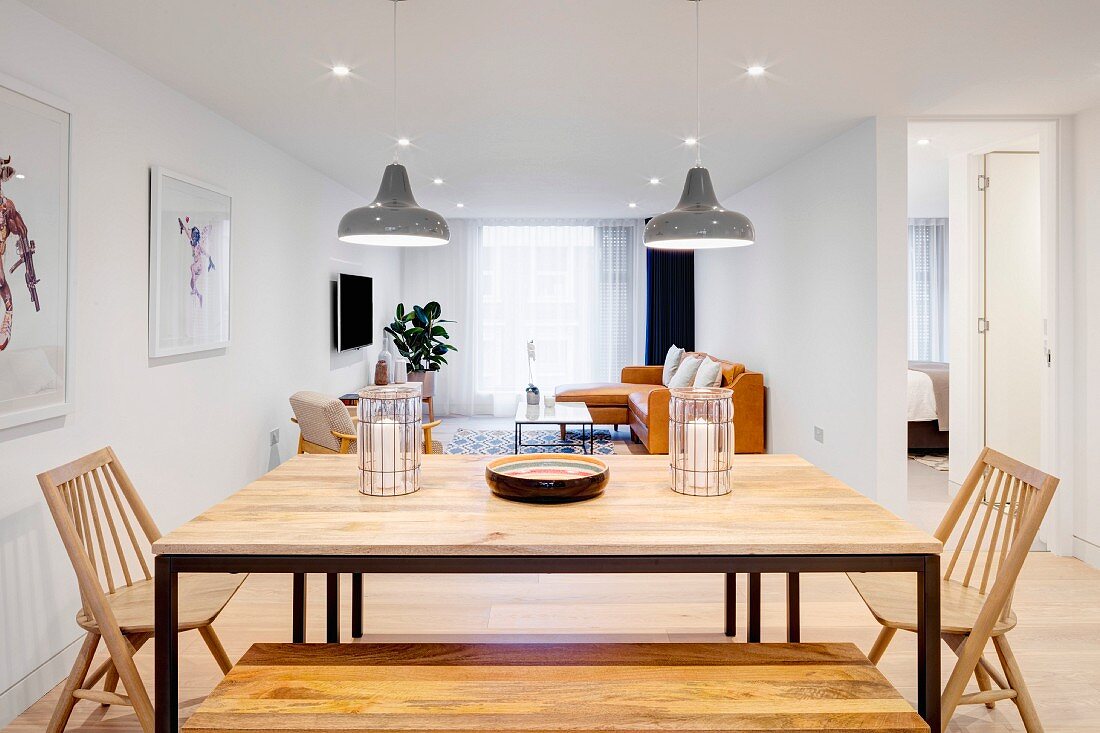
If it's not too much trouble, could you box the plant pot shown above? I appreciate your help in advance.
[408,370,436,399]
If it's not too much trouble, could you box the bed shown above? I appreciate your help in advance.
[908,361,949,451]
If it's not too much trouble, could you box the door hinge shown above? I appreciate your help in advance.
[978,317,990,334]
[977,174,990,191]
[1047,348,1053,366]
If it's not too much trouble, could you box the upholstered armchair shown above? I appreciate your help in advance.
[289,391,358,454]
[290,391,444,455]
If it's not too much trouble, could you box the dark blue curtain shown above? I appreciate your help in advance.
[644,246,695,364]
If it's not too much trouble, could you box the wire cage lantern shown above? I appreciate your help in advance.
[357,384,422,496]
[669,387,734,496]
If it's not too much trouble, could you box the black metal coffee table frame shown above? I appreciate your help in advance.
[514,421,595,454]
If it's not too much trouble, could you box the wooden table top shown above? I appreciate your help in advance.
[153,454,940,557]
[183,642,928,732]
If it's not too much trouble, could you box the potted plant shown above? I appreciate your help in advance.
[384,302,457,402]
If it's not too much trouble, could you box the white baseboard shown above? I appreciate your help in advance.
[1073,536,1100,570]
[0,634,82,728]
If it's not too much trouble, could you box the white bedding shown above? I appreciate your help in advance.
[907,369,938,422]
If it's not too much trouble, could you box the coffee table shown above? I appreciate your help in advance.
[514,401,595,454]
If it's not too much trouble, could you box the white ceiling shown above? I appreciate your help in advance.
[22,0,1100,218]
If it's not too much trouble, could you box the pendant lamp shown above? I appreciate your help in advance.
[338,0,448,247]
[644,0,754,250]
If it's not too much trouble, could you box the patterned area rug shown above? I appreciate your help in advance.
[444,428,617,455]
[910,453,949,472]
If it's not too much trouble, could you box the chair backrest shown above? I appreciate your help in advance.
[935,447,1058,616]
[289,391,356,453]
[38,447,161,622]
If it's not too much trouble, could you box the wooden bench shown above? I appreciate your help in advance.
[184,642,927,732]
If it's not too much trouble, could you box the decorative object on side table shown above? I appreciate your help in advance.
[669,387,734,496]
[485,454,609,504]
[357,384,422,496]
[525,339,540,405]
[374,331,394,385]
[385,301,456,420]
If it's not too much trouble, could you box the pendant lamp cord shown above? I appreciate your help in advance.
[392,0,399,163]
[694,0,702,167]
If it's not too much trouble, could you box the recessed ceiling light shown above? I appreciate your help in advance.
[684,137,698,147]
[746,65,766,77]
[331,65,351,76]
[432,177,444,185]
[916,138,931,146]
[628,202,638,208]
[649,177,661,185]
[397,137,411,147]
[456,202,465,208]
[14,173,25,179]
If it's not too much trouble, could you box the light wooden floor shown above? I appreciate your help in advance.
[6,553,1100,732]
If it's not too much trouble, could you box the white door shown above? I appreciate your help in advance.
[981,152,1042,467]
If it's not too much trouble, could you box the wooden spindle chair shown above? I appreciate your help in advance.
[848,447,1058,732]
[38,447,246,733]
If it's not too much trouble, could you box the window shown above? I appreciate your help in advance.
[477,223,636,396]
[908,218,948,362]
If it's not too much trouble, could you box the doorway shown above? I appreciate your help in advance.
[905,120,1060,547]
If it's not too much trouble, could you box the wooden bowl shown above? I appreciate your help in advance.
[485,454,610,504]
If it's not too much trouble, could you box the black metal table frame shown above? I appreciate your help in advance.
[154,552,940,733]
[514,420,594,454]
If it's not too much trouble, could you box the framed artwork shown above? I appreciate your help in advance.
[149,167,231,357]
[0,76,72,430]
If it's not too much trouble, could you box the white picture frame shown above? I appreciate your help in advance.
[149,166,231,358]
[0,75,73,431]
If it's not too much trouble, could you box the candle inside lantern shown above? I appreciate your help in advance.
[683,417,718,489]
[369,416,404,489]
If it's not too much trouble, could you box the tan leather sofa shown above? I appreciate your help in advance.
[555,355,766,454]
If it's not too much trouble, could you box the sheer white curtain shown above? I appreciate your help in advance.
[399,219,642,416]
[908,217,949,361]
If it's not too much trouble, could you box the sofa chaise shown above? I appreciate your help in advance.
[555,355,765,454]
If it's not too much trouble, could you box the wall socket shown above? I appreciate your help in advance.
[270,428,280,446]
[813,426,824,444]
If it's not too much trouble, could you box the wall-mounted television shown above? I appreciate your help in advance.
[335,273,373,352]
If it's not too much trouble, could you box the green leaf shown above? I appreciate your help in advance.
[425,301,441,320]
[431,326,449,338]
[396,303,405,319]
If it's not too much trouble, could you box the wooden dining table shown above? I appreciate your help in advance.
[153,453,942,733]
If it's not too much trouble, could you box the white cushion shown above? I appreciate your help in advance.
[661,345,685,386]
[668,355,703,388]
[693,358,723,388]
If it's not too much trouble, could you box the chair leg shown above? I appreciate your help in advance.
[867,626,896,664]
[199,624,234,674]
[47,632,100,733]
[101,664,119,706]
[994,635,1044,732]
[974,660,996,709]
[560,425,567,440]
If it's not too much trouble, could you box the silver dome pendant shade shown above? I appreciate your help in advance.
[644,0,754,250]
[643,166,754,249]
[338,163,449,246]
[337,0,448,247]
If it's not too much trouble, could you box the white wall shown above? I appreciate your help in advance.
[908,155,949,218]
[0,1,400,723]
[695,118,908,510]
[1074,107,1100,563]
